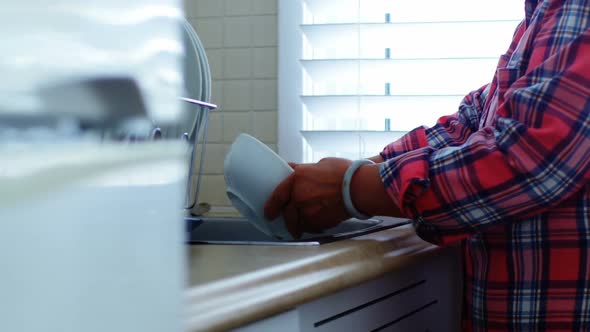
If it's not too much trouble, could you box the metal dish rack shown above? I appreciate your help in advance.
[180,19,216,213]
[181,98,217,212]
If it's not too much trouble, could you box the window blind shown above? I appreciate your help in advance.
[278,0,521,163]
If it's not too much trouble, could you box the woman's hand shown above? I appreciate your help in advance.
[264,157,352,239]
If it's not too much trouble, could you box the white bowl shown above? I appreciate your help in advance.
[224,134,294,240]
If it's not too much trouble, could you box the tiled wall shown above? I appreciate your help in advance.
[184,0,278,214]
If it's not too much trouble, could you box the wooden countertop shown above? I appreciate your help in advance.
[184,223,445,332]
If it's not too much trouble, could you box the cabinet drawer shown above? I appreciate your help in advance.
[298,248,461,332]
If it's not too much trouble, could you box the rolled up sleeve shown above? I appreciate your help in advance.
[380,28,590,246]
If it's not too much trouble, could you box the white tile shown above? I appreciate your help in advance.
[252,0,277,15]
[223,80,252,110]
[204,48,224,80]
[251,79,277,110]
[251,15,277,47]
[223,17,252,47]
[208,205,240,216]
[190,143,204,169]
[222,112,254,142]
[197,175,230,206]
[201,143,229,174]
[223,48,253,79]
[210,80,224,106]
[191,18,224,48]
[185,0,225,18]
[252,47,277,78]
[205,110,223,142]
[224,0,252,16]
[253,111,277,143]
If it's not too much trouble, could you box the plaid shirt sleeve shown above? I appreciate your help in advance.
[380,21,590,246]
[379,83,491,161]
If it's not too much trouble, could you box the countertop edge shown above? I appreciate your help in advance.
[185,224,444,332]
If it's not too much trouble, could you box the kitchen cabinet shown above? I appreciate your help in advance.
[234,247,461,332]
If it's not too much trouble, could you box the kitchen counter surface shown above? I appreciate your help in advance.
[184,223,448,332]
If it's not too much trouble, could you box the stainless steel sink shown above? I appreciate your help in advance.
[186,216,411,246]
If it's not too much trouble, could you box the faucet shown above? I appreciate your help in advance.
[151,98,216,215]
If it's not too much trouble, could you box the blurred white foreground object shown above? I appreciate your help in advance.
[0,0,187,331]
[0,1,184,126]
[0,142,187,332]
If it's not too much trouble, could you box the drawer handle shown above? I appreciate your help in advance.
[370,300,438,332]
[314,279,427,327]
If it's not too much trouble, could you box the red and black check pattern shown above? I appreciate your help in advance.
[379,1,590,330]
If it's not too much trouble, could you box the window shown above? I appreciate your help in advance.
[278,0,521,163]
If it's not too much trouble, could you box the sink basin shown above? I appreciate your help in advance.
[186,216,411,246]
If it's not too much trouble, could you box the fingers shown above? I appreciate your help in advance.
[264,163,311,219]
[285,201,349,238]
[265,160,349,239]
[264,172,296,220]
[283,202,302,239]
[287,204,324,236]
[298,204,324,234]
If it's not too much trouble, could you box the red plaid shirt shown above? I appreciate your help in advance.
[379,0,590,330]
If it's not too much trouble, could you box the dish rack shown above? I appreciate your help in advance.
[181,98,216,214]
[180,19,216,214]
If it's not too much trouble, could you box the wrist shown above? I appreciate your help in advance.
[342,159,375,219]
[351,162,401,217]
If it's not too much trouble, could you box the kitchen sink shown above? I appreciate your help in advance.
[186,216,412,246]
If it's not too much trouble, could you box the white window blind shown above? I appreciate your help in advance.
[278,0,521,163]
